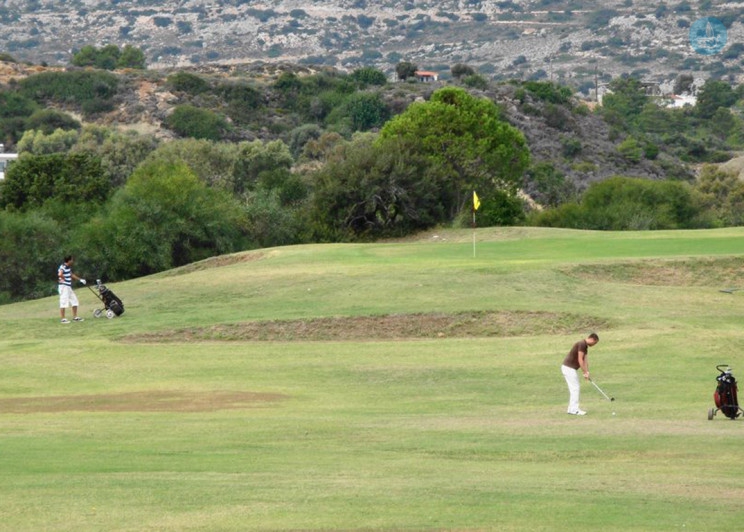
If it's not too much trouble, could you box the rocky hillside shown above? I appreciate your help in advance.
[1,0,742,95]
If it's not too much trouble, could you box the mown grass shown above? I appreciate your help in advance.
[1,227,744,530]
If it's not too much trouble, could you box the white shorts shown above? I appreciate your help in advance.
[59,285,79,308]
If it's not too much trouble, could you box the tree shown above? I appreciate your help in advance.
[451,63,476,79]
[311,134,449,238]
[232,140,294,195]
[695,165,744,226]
[117,45,146,69]
[330,91,389,131]
[141,138,238,190]
[349,67,387,86]
[525,162,577,207]
[0,152,109,211]
[71,44,129,70]
[377,87,530,217]
[80,160,246,279]
[601,77,648,128]
[395,61,418,81]
[72,125,160,189]
[695,79,737,119]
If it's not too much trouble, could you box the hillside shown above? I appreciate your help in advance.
[1,1,742,95]
[0,58,699,192]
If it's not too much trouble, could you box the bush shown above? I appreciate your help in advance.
[531,177,704,230]
[167,71,210,95]
[25,109,81,134]
[164,105,229,140]
[463,74,489,90]
[349,67,387,86]
[523,81,573,104]
[18,70,119,110]
[618,136,643,163]
[474,189,526,227]
[331,92,389,131]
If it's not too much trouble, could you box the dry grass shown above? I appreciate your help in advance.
[566,256,744,287]
[0,390,287,413]
[121,310,611,342]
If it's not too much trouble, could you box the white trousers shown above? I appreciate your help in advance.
[561,364,581,413]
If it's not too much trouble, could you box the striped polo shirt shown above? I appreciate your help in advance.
[58,263,72,286]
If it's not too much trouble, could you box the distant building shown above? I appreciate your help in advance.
[414,70,439,82]
[0,145,18,180]
[665,94,697,108]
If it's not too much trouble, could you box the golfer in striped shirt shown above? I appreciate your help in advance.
[58,255,86,323]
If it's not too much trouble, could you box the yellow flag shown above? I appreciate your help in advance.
[473,191,481,211]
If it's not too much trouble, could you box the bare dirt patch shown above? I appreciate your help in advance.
[566,257,743,287]
[123,311,611,343]
[0,390,287,414]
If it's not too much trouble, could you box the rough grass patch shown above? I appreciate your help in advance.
[0,390,287,413]
[565,257,743,287]
[122,311,611,342]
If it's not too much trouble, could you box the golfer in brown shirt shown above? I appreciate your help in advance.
[561,333,599,415]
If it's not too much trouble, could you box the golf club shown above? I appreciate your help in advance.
[589,378,615,402]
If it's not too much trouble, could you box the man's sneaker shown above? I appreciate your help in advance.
[60,318,70,323]
[73,317,84,322]
[568,410,587,416]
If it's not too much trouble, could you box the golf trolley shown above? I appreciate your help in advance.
[708,364,743,420]
[87,279,124,319]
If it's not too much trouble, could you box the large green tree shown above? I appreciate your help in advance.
[80,161,245,279]
[377,86,529,217]
[311,134,449,239]
[0,152,109,212]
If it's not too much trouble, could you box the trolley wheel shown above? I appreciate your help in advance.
[106,309,115,319]
[708,408,715,420]
[93,308,103,318]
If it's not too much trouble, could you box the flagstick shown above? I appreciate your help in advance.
[472,209,476,258]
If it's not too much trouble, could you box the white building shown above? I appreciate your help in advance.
[0,145,18,179]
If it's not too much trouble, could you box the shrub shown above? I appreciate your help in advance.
[523,81,573,104]
[164,105,229,140]
[349,67,387,86]
[18,70,119,110]
[474,189,526,227]
[463,74,489,90]
[532,177,704,230]
[25,109,81,134]
[618,136,643,163]
[167,71,210,95]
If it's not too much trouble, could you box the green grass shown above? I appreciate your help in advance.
[2,227,744,530]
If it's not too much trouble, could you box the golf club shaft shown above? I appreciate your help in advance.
[589,379,614,401]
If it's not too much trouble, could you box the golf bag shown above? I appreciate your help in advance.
[88,279,124,319]
[708,365,743,420]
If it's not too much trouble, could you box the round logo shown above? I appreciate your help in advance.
[689,17,727,55]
